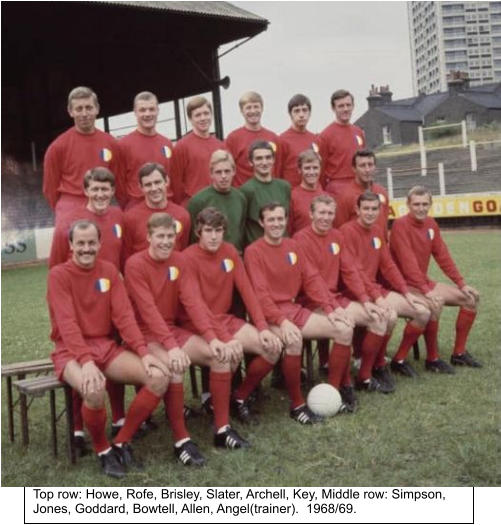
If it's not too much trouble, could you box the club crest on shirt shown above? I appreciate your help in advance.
[378,193,386,204]
[99,148,113,162]
[162,145,172,158]
[287,252,298,265]
[268,141,277,153]
[167,266,179,281]
[329,242,340,255]
[372,237,382,250]
[112,224,122,238]
[427,228,435,240]
[95,278,111,293]
[355,135,364,147]
[221,259,234,273]
[174,220,182,234]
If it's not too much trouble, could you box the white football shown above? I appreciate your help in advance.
[307,383,342,417]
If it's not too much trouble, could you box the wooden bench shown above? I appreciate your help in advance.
[1,359,54,442]
[12,375,76,464]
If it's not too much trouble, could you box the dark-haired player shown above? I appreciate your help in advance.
[390,186,481,371]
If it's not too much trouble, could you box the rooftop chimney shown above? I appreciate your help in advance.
[367,84,393,109]
[447,70,470,94]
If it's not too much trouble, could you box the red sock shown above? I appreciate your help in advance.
[210,371,231,431]
[81,404,109,454]
[328,344,351,389]
[453,308,476,355]
[358,331,384,382]
[164,383,189,442]
[374,333,392,369]
[113,387,161,445]
[393,322,424,362]
[106,380,125,424]
[424,320,440,361]
[72,390,83,432]
[317,339,330,367]
[340,354,352,387]
[352,326,365,359]
[234,356,274,401]
[282,354,304,409]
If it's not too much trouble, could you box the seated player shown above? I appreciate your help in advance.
[294,194,390,407]
[47,219,169,478]
[125,212,249,453]
[340,192,431,389]
[390,185,481,371]
[187,150,247,253]
[289,149,326,235]
[244,202,355,424]
[123,162,190,260]
[182,207,282,422]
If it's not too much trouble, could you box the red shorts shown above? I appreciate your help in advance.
[144,325,196,349]
[51,337,124,380]
[213,313,246,337]
[276,301,313,329]
[301,292,351,311]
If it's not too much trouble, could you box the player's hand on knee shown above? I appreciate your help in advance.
[404,292,427,312]
[328,308,354,328]
[166,348,190,375]
[259,329,282,357]
[461,285,479,307]
[227,339,243,364]
[363,301,384,322]
[280,319,302,346]
[141,354,168,377]
[81,361,105,397]
[425,292,444,316]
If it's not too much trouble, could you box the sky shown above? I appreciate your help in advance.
[108,1,414,138]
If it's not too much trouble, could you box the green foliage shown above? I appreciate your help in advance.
[2,231,501,486]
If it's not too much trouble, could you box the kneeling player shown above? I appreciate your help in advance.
[245,203,355,424]
[390,185,481,370]
[340,192,431,387]
[182,207,282,423]
[47,220,169,478]
[124,213,248,455]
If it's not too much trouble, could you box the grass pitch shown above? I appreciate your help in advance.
[2,231,500,487]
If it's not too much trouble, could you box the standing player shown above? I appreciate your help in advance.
[390,186,481,372]
[169,96,225,206]
[341,192,430,389]
[182,207,282,422]
[187,150,247,253]
[294,194,390,406]
[333,150,389,238]
[225,91,282,187]
[125,212,249,453]
[318,89,365,195]
[119,91,174,209]
[47,219,169,478]
[123,162,190,260]
[43,86,122,221]
[239,141,291,246]
[245,203,355,423]
[289,150,326,235]
[280,94,318,187]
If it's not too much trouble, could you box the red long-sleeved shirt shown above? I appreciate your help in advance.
[183,242,268,333]
[293,225,370,304]
[318,122,365,188]
[122,200,190,261]
[332,179,389,238]
[49,205,124,269]
[390,213,465,293]
[124,249,217,349]
[118,130,174,206]
[225,126,282,187]
[47,259,147,364]
[289,185,326,234]
[169,132,225,204]
[279,127,318,187]
[244,237,334,326]
[43,127,123,209]
[340,220,408,301]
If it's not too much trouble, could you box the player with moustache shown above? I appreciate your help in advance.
[47,219,169,478]
[119,91,174,210]
[43,86,122,222]
[389,186,481,374]
[340,192,431,391]
[294,194,391,407]
[244,202,355,424]
[125,212,249,455]
[279,94,319,187]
